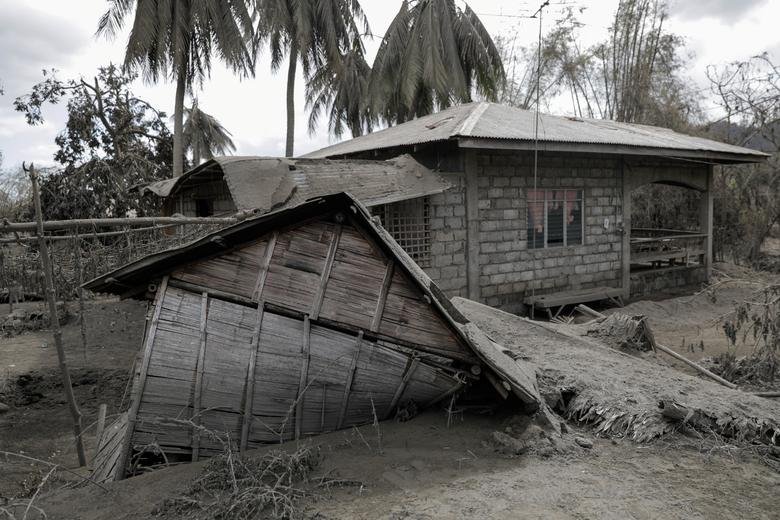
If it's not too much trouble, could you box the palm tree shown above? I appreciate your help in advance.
[306,42,374,138]
[257,0,368,157]
[370,0,505,125]
[97,0,254,176]
[183,100,237,166]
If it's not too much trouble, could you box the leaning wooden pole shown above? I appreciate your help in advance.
[27,163,87,467]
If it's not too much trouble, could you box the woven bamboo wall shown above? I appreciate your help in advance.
[122,214,472,462]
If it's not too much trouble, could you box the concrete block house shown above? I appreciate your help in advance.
[140,102,767,316]
[303,103,767,314]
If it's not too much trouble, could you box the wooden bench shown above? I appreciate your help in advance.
[523,286,624,319]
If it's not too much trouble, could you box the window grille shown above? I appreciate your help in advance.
[528,189,584,249]
[374,197,432,267]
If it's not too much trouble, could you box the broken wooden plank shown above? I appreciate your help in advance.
[337,331,363,430]
[371,262,394,332]
[459,322,540,407]
[252,231,278,301]
[191,292,209,461]
[385,357,420,419]
[115,275,168,480]
[310,224,342,319]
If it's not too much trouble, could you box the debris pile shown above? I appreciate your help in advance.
[703,352,777,389]
[452,297,780,448]
[586,313,656,353]
[157,446,319,520]
[0,303,69,336]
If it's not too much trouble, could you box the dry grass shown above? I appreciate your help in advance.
[156,445,319,520]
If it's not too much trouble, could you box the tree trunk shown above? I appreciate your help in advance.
[193,138,201,166]
[173,70,187,176]
[285,43,298,158]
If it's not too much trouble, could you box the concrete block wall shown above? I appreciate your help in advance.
[425,172,470,297]
[474,151,623,312]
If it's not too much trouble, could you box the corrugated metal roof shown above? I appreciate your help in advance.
[135,154,451,212]
[303,102,769,162]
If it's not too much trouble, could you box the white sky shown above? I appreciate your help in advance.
[0,0,778,169]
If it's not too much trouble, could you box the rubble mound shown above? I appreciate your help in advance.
[0,303,69,336]
[586,313,655,353]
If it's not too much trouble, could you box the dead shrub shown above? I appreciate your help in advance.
[156,446,319,520]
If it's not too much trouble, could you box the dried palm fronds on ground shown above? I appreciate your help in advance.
[453,298,780,449]
[586,313,656,353]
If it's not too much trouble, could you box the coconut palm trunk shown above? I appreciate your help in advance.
[173,69,187,176]
[285,42,298,157]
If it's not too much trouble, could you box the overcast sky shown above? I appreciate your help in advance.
[0,0,778,170]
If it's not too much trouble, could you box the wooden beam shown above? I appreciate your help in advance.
[371,261,394,332]
[116,275,168,480]
[252,231,278,301]
[464,150,481,301]
[701,165,714,280]
[336,331,363,430]
[424,380,465,408]
[191,292,209,461]
[295,315,311,440]
[385,357,419,420]
[240,304,264,452]
[621,157,631,302]
[311,224,342,319]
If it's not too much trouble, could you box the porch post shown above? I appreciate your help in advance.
[621,159,631,301]
[464,150,481,301]
[701,165,714,280]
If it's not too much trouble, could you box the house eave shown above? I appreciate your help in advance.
[456,137,769,164]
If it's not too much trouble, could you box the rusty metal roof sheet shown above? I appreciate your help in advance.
[303,102,769,163]
[135,154,450,212]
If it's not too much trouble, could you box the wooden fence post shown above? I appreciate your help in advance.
[27,163,87,467]
[72,231,88,361]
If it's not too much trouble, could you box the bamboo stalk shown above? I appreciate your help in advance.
[653,343,738,389]
[0,215,241,233]
[0,223,180,243]
[28,163,87,467]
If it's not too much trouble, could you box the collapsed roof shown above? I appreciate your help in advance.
[87,193,542,480]
[86,193,539,402]
[134,154,451,212]
[303,102,769,164]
